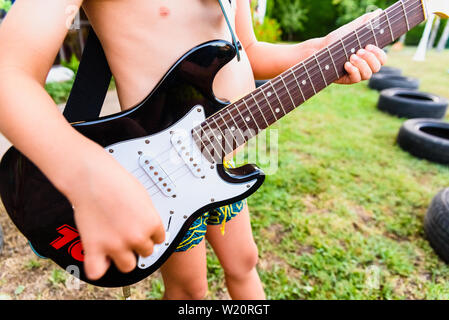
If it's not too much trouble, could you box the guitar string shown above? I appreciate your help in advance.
[134,0,422,198]
[196,0,421,150]
[131,0,420,169]
[127,0,423,198]
[201,0,418,134]
[194,0,422,152]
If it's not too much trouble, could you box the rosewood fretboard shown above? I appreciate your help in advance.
[193,0,426,162]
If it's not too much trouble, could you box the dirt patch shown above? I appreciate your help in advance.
[258,251,303,280]
[261,223,284,245]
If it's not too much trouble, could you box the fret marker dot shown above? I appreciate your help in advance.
[245,117,251,122]
[267,91,272,97]
[231,126,236,131]
[351,48,355,53]
[325,65,330,70]
[275,108,280,113]
[302,80,307,85]
[380,29,384,34]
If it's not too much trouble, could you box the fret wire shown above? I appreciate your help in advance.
[290,69,306,102]
[303,62,317,94]
[339,38,349,60]
[217,111,235,140]
[192,129,216,163]
[280,74,296,110]
[369,20,380,47]
[260,87,279,121]
[226,108,247,144]
[314,53,328,86]
[201,0,423,137]
[269,81,288,115]
[384,10,395,42]
[210,116,228,145]
[326,47,340,79]
[204,121,224,158]
[250,92,270,127]
[242,99,261,132]
[215,113,235,153]
[217,112,236,150]
[400,0,411,30]
[354,29,362,49]
[234,101,253,139]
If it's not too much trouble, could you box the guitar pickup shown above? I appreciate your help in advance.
[139,155,176,198]
[171,131,206,178]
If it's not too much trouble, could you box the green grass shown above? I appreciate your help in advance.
[227,47,449,299]
[40,47,449,300]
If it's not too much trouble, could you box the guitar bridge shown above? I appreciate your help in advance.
[139,155,176,198]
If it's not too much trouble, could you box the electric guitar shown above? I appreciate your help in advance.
[0,0,447,288]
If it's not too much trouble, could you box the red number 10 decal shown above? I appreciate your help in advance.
[50,224,84,261]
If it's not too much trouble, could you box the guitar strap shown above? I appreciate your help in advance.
[63,0,239,123]
[63,29,111,122]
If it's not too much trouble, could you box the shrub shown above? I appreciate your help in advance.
[270,0,308,41]
[253,17,282,43]
[0,0,12,12]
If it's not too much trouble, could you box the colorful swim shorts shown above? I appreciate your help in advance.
[175,160,247,252]
[175,199,246,252]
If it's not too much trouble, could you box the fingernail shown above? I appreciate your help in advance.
[358,49,366,55]
[366,44,374,50]
[351,54,359,61]
[346,61,355,69]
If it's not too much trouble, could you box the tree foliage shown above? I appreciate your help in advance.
[270,0,308,40]
[266,0,398,41]
[0,0,12,12]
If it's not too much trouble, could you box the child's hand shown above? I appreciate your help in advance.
[66,145,165,280]
[325,9,388,85]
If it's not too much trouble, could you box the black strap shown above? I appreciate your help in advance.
[63,28,112,123]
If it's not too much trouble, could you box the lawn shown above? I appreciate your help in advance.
[1,47,449,300]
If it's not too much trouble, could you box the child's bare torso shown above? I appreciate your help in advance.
[82,0,255,109]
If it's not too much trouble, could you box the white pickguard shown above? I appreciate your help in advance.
[104,105,257,269]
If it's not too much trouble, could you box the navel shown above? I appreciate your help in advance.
[159,6,170,17]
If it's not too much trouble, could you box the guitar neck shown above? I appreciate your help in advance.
[194,0,426,162]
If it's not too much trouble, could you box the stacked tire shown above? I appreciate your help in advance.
[369,67,449,264]
[369,74,419,92]
[378,89,448,119]
[397,119,449,165]
[368,66,449,164]
[425,189,449,264]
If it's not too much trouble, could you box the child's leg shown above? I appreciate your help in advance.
[160,240,208,300]
[206,205,265,300]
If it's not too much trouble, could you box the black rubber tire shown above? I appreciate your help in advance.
[378,66,402,76]
[397,119,449,165]
[378,88,448,119]
[424,188,449,264]
[368,74,419,91]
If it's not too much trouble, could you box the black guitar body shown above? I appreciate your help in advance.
[0,40,265,287]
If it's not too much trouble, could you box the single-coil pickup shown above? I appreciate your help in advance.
[139,155,176,198]
[171,132,205,178]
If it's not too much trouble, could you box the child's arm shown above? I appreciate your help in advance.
[235,0,387,84]
[0,0,165,280]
